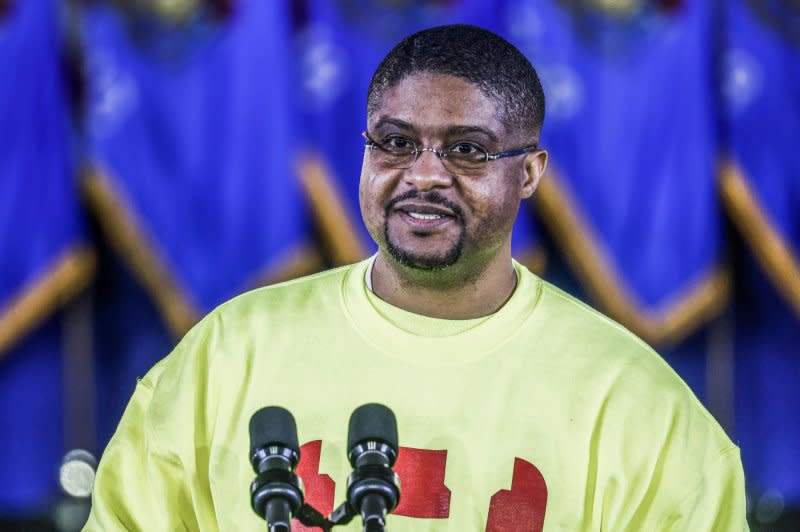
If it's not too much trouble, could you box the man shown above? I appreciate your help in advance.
[85,25,747,530]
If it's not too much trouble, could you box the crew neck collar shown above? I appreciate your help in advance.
[340,259,543,367]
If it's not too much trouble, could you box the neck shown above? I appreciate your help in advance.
[370,247,517,319]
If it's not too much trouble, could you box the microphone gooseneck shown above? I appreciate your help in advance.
[249,406,304,532]
[345,403,401,532]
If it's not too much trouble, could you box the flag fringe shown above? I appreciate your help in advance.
[82,166,201,338]
[514,242,548,276]
[719,157,800,317]
[0,247,95,357]
[250,242,326,288]
[297,155,369,266]
[534,167,730,347]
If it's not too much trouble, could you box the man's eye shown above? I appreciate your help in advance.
[384,137,414,151]
[450,142,482,155]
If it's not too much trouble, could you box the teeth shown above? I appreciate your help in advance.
[408,212,443,220]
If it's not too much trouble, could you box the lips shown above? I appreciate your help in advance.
[392,202,459,230]
[384,191,465,233]
[394,202,456,219]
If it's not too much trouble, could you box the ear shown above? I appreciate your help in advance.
[521,149,548,199]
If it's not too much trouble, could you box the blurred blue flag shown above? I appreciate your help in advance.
[82,0,315,334]
[291,0,544,270]
[503,0,727,347]
[81,1,318,448]
[0,0,93,514]
[720,0,800,320]
[719,0,800,507]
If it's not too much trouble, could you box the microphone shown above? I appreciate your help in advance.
[345,403,401,532]
[249,407,304,532]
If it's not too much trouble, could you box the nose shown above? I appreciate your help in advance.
[404,149,452,190]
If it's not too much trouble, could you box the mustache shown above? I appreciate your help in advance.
[385,190,465,221]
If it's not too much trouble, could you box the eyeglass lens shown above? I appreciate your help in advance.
[370,139,488,173]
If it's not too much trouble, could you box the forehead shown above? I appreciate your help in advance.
[368,72,505,138]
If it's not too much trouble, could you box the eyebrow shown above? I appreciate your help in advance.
[446,125,499,143]
[372,117,499,143]
[372,117,416,132]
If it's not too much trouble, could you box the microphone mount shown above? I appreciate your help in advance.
[248,404,401,532]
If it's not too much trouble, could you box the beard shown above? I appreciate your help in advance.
[384,222,465,270]
[382,190,466,271]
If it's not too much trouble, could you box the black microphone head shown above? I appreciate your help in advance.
[248,407,306,523]
[347,403,398,466]
[249,406,299,460]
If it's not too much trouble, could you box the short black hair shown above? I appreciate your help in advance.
[367,24,545,138]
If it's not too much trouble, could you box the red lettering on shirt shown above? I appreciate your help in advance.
[294,440,335,532]
[485,458,548,532]
[393,447,451,518]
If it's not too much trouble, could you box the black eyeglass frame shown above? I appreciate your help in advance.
[362,131,538,167]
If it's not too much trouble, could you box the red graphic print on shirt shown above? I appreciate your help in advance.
[394,447,451,518]
[294,442,547,528]
[486,458,548,532]
[294,440,335,532]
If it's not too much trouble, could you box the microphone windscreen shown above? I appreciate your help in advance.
[347,403,398,454]
[249,406,299,457]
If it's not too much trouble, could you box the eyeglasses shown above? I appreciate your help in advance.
[363,131,537,174]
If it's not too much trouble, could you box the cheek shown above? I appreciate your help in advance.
[464,181,518,218]
[462,181,521,235]
[359,172,389,230]
[358,177,376,225]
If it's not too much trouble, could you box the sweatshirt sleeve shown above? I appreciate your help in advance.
[82,378,200,531]
[657,445,749,531]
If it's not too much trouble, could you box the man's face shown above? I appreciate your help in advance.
[359,72,539,275]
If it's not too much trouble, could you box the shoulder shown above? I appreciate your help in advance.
[137,262,363,426]
[167,261,360,361]
[156,262,355,357]
[533,274,655,356]
[520,271,658,375]
[214,261,357,319]
[520,276,742,516]
[142,265,356,391]
[528,273,678,380]
[519,268,731,445]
